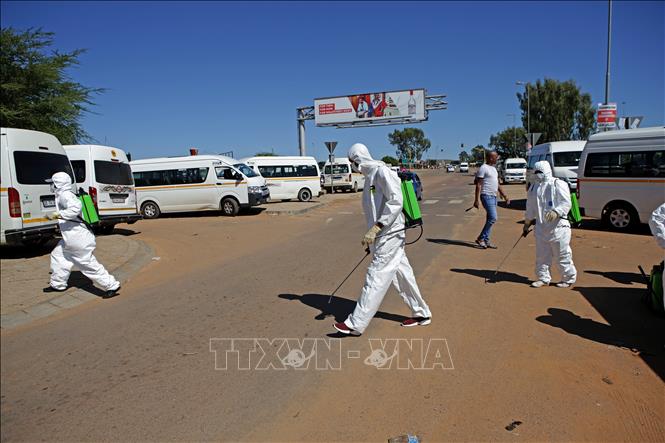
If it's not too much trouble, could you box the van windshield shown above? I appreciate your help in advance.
[233,163,258,178]
[94,161,134,185]
[13,151,74,185]
[324,164,350,174]
[554,151,581,167]
[506,162,527,169]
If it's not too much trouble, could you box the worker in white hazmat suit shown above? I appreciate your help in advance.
[523,160,577,288]
[648,203,665,306]
[44,172,120,298]
[333,143,432,335]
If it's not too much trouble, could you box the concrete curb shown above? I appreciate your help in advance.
[0,239,154,330]
[264,202,324,216]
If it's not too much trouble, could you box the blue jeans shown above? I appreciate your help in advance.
[478,194,497,242]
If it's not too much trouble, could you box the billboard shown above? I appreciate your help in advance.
[314,89,426,127]
[597,103,617,130]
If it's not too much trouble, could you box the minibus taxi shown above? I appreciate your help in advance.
[321,158,365,193]
[241,156,321,202]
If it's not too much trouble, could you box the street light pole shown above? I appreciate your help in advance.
[516,81,530,145]
[605,0,613,104]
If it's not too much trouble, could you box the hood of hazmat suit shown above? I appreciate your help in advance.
[342,143,431,333]
[525,160,577,285]
[649,203,665,250]
[47,172,119,291]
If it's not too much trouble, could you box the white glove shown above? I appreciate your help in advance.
[362,224,382,248]
[46,212,60,220]
[544,210,559,222]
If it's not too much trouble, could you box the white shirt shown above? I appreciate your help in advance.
[476,164,499,196]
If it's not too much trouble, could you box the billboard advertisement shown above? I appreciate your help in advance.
[597,103,617,130]
[314,89,426,126]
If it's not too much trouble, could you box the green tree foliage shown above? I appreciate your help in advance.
[0,28,102,144]
[517,78,595,143]
[388,127,431,162]
[471,144,486,163]
[381,155,399,165]
[489,126,528,158]
[458,150,470,162]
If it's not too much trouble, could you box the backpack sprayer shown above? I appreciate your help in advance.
[325,177,424,311]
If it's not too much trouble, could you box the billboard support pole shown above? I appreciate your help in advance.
[297,106,315,156]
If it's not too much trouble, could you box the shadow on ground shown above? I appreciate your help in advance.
[503,198,526,211]
[450,268,530,284]
[575,218,654,236]
[278,293,408,324]
[427,238,481,249]
[585,270,647,286]
[60,271,114,297]
[537,286,665,382]
[0,239,59,259]
[106,228,140,237]
[159,208,265,219]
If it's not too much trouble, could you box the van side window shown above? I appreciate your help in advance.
[134,167,209,187]
[216,167,238,180]
[71,160,86,183]
[296,165,318,177]
[584,151,665,177]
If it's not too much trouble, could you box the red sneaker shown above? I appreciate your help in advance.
[333,322,361,336]
[401,317,432,327]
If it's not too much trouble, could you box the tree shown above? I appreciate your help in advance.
[489,126,528,158]
[381,155,399,165]
[255,151,277,156]
[388,127,431,162]
[471,144,486,163]
[458,151,470,162]
[517,78,595,143]
[1,28,102,144]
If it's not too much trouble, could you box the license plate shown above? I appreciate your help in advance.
[42,199,55,208]
[112,198,125,203]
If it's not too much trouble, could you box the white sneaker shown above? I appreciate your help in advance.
[531,280,548,288]
[556,282,573,288]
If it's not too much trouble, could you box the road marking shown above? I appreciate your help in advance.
[423,200,439,205]
[338,211,353,215]
[325,217,333,224]
[448,199,463,204]
[436,214,454,217]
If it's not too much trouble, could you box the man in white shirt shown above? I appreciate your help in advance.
[473,151,510,249]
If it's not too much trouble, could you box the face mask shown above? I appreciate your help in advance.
[50,183,57,193]
[534,172,546,183]
[350,159,360,173]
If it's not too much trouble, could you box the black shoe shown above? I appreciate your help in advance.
[103,286,120,299]
[43,286,66,293]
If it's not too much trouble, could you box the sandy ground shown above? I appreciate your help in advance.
[1,170,663,442]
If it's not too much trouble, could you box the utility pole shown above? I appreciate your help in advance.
[516,81,530,145]
[507,113,516,157]
[604,0,613,104]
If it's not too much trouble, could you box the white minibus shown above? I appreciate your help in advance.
[64,145,141,234]
[499,158,527,184]
[459,162,469,173]
[241,156,321,202]
[321,158,365,193]
[1,128,74,245]
[578,126,665,231]
[130,155,269,218]
[526,141,585,189]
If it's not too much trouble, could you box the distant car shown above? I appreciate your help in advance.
[459,162,469,173]
[446,164,455,173]
[398,171,423,201]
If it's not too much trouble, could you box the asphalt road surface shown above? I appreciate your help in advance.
[2,171,663,442]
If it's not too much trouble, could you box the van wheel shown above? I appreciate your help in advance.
[141,202,161,219]
[352,182,358,193]
[221,197,239,216]
[603,202,638,231]
[298,188,312,202]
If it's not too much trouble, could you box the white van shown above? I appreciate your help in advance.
[527,141,586,189]
[322,158,365,192]
[64,145,141,234]
[499,158,527,184]
[1,128,74,245]
[241,156,321,202]
[459,162,469,173]
[130,155,269,218]
[578,126,665,231]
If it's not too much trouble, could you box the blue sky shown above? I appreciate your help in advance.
[2,1,664,161]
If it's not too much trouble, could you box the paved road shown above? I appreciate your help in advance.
[2,171,663,442]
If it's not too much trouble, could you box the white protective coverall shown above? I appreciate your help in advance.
[343,143,431,333]
[525,161,577,285]
[648,203,665,304]
[49,172,120,291]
